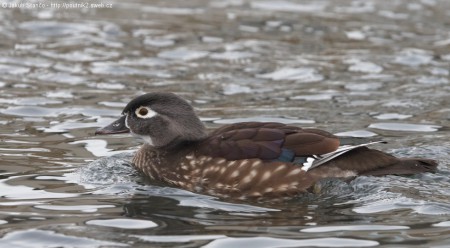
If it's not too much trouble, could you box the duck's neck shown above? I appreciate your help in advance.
[132,144,166,181]
[132,139,203,182]
[159,136,205,151]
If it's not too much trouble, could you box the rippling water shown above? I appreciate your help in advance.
[1,0,450,247]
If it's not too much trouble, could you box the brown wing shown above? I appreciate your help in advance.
[197,122,340,161]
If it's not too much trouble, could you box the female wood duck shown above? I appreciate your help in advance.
[96,92,437,200]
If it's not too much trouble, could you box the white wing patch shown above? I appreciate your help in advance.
[301,141,385,172]
[301,156,317,171]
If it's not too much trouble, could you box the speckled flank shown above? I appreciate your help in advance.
[132,148,324,199]
[192,153,312,199]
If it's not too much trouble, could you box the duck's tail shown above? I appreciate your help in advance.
[360,158,438,176]
[310,146,438,177]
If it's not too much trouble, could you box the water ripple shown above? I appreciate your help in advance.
[348,61,383,74]
[203,237,378,248]
[251,1,327,13]
[393,48,433,67]
[86,218,157,229]
[19,21,99,36]
[213,117,315,124]
[257,67,324,82]
[0,177,78,200]
[301,225,409,233]
[158,47,210,61]
[0,229,125,248]
[368,122,441,132]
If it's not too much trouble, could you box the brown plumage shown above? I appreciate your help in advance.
[95,92,438,200]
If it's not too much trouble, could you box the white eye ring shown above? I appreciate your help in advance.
[135,106,157,119]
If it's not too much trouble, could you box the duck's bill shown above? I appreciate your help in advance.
[95,115,130,135]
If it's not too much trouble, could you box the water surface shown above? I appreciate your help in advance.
[1,0,450,247]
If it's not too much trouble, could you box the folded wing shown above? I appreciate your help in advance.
[197,122,340,161]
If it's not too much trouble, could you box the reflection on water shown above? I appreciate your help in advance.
[1,0,450,247]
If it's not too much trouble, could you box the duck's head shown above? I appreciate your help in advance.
[96,92,207,148]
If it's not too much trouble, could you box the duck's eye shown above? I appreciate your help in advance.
[138,107,148,116]
[135,106,156,119]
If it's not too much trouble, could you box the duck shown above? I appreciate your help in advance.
[95,92,438,200]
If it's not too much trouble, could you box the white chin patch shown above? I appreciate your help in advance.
[141,136,154,146]
[132,133,154,146]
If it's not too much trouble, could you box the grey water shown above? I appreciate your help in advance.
[1,0,450,247]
